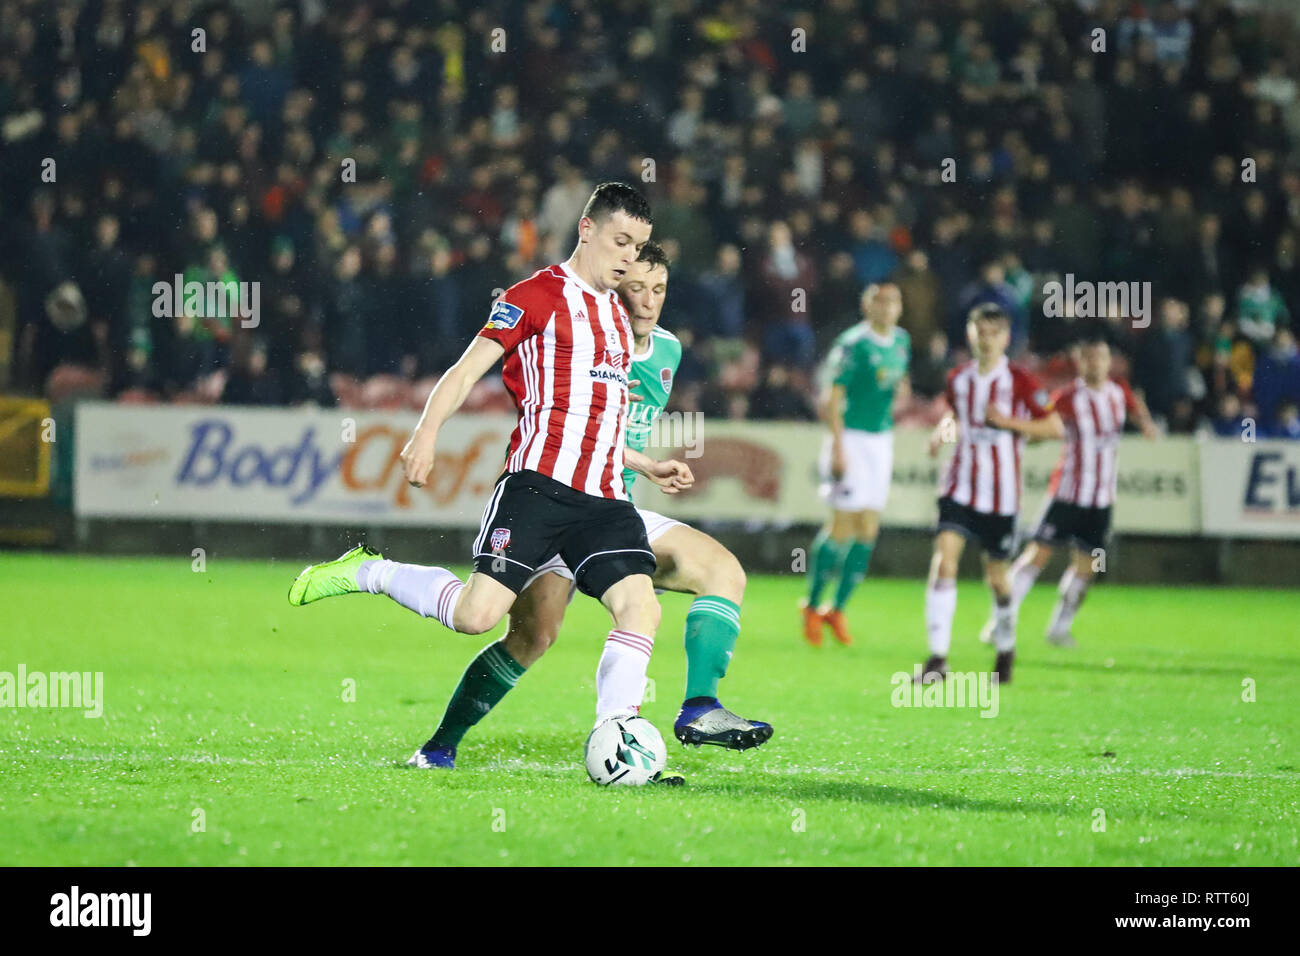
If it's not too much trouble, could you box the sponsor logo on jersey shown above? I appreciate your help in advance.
[590,363,629,386]
[485,300,524,330]
[660,367,673,392]
[490,527,511,551]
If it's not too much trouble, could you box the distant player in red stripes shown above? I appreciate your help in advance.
[916,303,1064,685]
[979,323,1157,649]
[288,183,693,765]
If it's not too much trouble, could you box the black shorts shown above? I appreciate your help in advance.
[1033,499,1111,553]
[471,469,655,599]
[936,496,1016,560]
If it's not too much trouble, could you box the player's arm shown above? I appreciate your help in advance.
[821,383,849,479]
[986,407,1065,440]
[624,446,695,494]
[401,336,506,486]
[928,367,960,457]
[1122,380,1160,439]
[986,370,1065,441]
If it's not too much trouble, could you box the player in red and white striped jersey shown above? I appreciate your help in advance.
[289,185,694,762]
[916,304,1064,685]
[979,325,1157,649]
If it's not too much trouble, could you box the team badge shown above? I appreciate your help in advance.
[490,528,511,552]
[660,367,673,392]
[485,300,524,331]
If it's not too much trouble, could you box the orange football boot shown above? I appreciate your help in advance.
[799,600,823,647]
[820,607,853,646]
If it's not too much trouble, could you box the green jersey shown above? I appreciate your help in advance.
[623,326,682,490]
[823,324,910,432]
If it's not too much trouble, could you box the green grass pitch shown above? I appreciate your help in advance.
[1,552,1296,866]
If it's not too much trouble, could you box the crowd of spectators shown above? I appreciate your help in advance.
[2,0,1300,438]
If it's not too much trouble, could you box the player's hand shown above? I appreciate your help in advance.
[1141,420,1159,440]
[627,378,645,403]
[647,458,694,494]
[400,433,437,487]
[830,441,846,481]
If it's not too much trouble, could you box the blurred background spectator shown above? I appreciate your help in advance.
[1,0,1299,438]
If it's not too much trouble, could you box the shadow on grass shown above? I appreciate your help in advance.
[687,775,1063,816]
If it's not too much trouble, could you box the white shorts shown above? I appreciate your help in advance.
[818,428,893,513]
[521,508,684,591]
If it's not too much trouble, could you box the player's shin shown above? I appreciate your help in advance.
[358,559,464,630]
[1047,568,1089,638]
[925,577,958,657]
[806,529,844,606]
[682,596,740,701]
[833,539,873,609]
[595,629,655,721]
[424,639,526,751]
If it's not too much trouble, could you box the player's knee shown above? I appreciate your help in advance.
[456,602,502,636]
[616,590,660,635]
[702,552,746,604]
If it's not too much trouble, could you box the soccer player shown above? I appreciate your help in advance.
[978,324,1158,648]
[407,242,772,769]
[915,303,1064,685]
[288,183,692,750]
[801,282,910,646]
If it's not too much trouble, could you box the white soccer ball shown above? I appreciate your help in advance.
[584,715,667,786]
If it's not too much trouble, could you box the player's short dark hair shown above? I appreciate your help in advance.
[968,302,1009,325]
[1073,320,1111,348]
[637,239,670,273]
[582,182,653,226]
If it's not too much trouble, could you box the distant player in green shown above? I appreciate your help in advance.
[801,282,910,646]
[396,242,771,769]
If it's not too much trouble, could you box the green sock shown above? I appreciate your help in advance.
[833,539,874,610]
[683,596,741,700]
[807,530,845,607]
[428,640,525,749]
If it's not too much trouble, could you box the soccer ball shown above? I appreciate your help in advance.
[584,715,667,786]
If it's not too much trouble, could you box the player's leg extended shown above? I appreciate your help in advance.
[291,546,516,635]
[917,530,964,682]
[594,573,661,721]
[650,524,773,750]
[408,570,570,769]
[984,555,1016,683]
[1046,550,1095,647]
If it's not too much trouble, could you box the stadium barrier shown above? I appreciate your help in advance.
[73,402,1215,534]
[43,402,1299,585]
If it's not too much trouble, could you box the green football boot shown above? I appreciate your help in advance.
[287,545,381,606]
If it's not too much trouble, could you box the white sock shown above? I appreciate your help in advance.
[925,578,957,657]
[595,629,654,721]
[358,559,464,630]
[1009,560,1041,610]
[1047,569,1089,637]
[993,597,1016,652]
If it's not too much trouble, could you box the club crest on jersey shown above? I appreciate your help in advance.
[486,300,524,331]
[490,528,511,551]
[660,367,673,392]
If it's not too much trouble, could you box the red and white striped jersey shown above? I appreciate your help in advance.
[1049,377,1140,509]
[478,262,633,500]
[940,358,1050,516]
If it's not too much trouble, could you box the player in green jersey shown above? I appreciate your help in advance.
[801,282,910,646]
[410,242,772,768]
